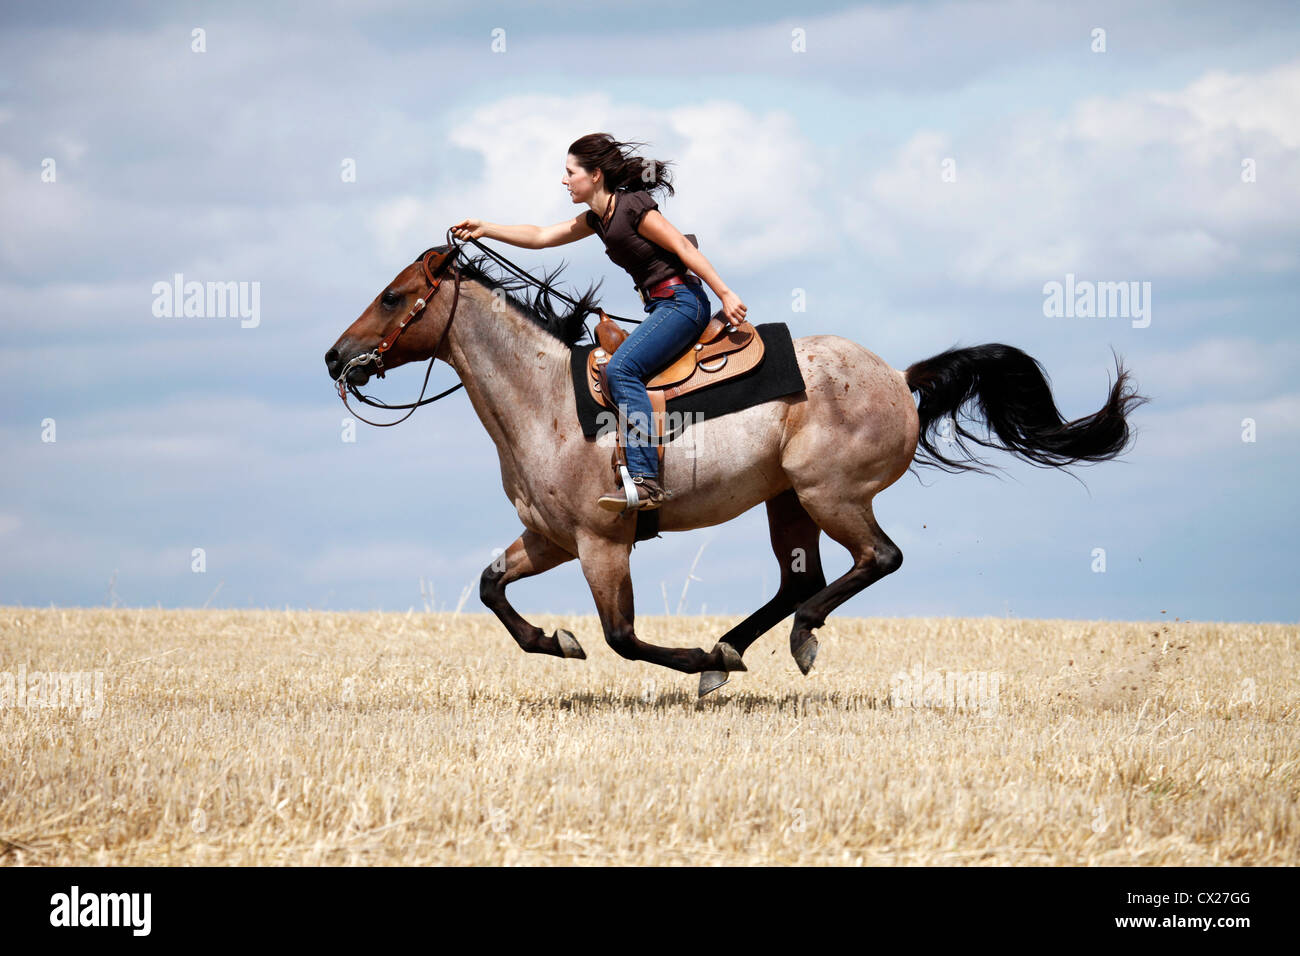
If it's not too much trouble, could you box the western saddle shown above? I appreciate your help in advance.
[587,297,764,505]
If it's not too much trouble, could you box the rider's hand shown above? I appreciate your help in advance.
[451,218,487,240]
[720,290,748,325]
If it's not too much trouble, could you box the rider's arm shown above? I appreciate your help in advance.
[535,214,596,248]
[482,215,594,249]
[636,210,733,303]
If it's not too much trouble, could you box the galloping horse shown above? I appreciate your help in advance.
[325,240,1145,696]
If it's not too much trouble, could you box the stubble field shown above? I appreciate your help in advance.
[1,607,1295,865]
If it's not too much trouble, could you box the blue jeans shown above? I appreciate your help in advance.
[604,277,712,478]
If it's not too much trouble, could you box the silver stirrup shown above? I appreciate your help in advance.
[617,464,639,512]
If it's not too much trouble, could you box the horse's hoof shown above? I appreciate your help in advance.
[793,635,819,675]
[554,629,586,660]
[698,670,729,698]
[714,641,747,672]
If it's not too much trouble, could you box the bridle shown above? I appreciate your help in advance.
[335,232,466,427]
[334,228,647,427]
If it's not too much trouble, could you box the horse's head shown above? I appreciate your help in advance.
[324,246,459,387]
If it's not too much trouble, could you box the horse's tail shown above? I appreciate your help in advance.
[904,343,1148,474]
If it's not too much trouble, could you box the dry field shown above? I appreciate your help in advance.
[0,607,1295,866]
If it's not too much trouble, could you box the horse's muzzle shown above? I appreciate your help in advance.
[324,347,373,386]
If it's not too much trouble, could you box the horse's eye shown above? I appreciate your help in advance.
[381,290,399,307]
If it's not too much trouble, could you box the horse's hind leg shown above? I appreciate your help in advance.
[787,500,902,674]
[698,489,827,696]
[480,528,585,659]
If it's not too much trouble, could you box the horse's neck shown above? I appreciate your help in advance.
[441,288,572,452]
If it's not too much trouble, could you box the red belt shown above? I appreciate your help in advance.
[638,274,700,305]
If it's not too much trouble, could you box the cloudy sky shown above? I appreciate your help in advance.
[2,0,1297,624]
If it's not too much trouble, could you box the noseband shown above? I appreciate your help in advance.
[336,238,466,427]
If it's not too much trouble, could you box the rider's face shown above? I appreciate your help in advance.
[562,154,599,204]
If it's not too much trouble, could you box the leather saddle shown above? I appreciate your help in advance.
[586,308,764,407]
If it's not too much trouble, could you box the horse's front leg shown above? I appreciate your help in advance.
[480,528,586,659]
[575,533,747,676]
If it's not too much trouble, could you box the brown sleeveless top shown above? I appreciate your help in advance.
[586,189,687,291]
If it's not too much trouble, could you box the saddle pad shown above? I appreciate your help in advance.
[569,321,806,439]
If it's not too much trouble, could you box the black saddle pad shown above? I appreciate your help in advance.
[569,321,806,439]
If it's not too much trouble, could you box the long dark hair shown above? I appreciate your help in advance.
[567,133,675,198]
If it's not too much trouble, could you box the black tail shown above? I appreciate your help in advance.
[905,344,1148,474]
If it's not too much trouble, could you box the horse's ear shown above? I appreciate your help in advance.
[420,248,455,284]
[684,233,699,249]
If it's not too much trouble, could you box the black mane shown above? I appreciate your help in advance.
[418,244,604,347]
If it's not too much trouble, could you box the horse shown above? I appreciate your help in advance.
[325,241,1146,696]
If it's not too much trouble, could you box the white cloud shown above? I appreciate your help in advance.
[1133,392,1300,459]
[1150,65,1300,150]
[1138,337,1300,397]
[367,93,830,273]
[843,61,1300,289]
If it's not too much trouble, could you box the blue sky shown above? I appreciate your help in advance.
[1,0,1297,623]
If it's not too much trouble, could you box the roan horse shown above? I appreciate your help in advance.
[325,239,1146,696]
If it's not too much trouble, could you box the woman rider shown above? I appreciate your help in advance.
[451,132,748,513]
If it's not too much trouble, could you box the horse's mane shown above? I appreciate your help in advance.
[418,244,604,348]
